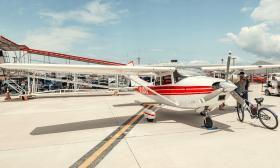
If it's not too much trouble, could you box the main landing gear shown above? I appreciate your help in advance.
[204,115,213,128]
[143,105,157,122]
[146,118,154,122]
[145,111,156,122]
[201,107,213,129]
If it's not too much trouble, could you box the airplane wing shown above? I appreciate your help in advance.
[148,63,224,69]
[201,65,280,71]
[0,63,175,75]
[0,63,180,106]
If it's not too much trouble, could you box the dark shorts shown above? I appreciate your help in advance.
[243,92,248,100]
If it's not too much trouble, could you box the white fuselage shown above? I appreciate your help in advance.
[136,76,231,111]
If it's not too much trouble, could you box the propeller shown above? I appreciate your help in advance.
[200,51,236,103]
[202,88,224,102]
[200,51,244,106]
[225,51,231,82]
[230,90,246,105]
[225,51,246,105]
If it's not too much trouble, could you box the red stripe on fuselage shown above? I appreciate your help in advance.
[149,86,212,90]
[136,86,214,95]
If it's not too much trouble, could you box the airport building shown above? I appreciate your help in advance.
[0,36,130,95]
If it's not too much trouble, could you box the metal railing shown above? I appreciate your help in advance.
[3,80,27,95]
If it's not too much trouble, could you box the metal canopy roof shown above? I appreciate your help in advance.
[21,48,125,65]
[0,36,27,51]
[0,35,124,65]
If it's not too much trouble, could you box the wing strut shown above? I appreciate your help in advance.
[127,75,179,107]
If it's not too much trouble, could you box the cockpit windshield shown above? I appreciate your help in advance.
[176,68,205,77]
[174,68,206,82]
[141,68,207,85]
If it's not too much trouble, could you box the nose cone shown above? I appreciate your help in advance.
[220,81,237,92]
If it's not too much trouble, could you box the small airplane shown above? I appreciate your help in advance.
[1,53,280,129]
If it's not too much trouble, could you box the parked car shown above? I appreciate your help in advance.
[252,75,267,83]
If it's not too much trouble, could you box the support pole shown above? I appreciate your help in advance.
[116,75,119,88]
[74,74,77,91]
[27,74,31,94]
[35,78,38,93]
[32,73,35,93]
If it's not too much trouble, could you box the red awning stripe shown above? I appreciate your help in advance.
[22,48,125,66]
[0,35,20,46]
[0,36,124,66]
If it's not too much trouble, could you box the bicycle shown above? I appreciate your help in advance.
[236,97,278,130]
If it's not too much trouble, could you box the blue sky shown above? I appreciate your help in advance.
[1,0,279,64]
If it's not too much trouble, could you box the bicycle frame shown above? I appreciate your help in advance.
[236,95,278,129]
[240,99,261,118]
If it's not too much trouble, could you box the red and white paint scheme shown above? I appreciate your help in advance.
[136,76,229,110]
[1,61,279,128]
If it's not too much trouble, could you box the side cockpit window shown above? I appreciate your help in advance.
[155,77,161,86]
[162,75,172,85]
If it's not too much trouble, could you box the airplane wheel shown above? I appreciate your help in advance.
[146,118,154,122]
[204,117,213,128]
[265,89,270,96]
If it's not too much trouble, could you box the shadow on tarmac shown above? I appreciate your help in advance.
[30,117,126,135]
[31,104,242,135]
[30,100,277,135]
[154,107,235,132]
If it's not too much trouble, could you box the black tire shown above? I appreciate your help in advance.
[258,108,278,130]
[265,89,270,96]
[204,117,213,128]
[237,104,245,122]
[146,118,154,122]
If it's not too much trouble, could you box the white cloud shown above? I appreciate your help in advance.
[221,0,280,59]
[241,6,253,12]
[22,27,90,52]
[251,0,280,22]
[40,0,126,25]
[188,60,210,65]
[225,23,280,58]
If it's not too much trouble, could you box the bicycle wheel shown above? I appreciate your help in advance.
[237,103,245,122]
[258,108,278,130]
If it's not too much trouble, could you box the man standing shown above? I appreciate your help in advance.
[235,72,247,100]
[0,80,2,94]
[244,74,250,101]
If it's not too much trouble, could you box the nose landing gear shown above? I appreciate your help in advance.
[204,116,213,128]
[202,107,213,129]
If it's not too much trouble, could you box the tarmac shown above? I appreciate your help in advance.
[0,84,279,168]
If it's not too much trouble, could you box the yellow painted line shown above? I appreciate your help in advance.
[78,111,144,168]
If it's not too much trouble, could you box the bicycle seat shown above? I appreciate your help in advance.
[255,97,264,104]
